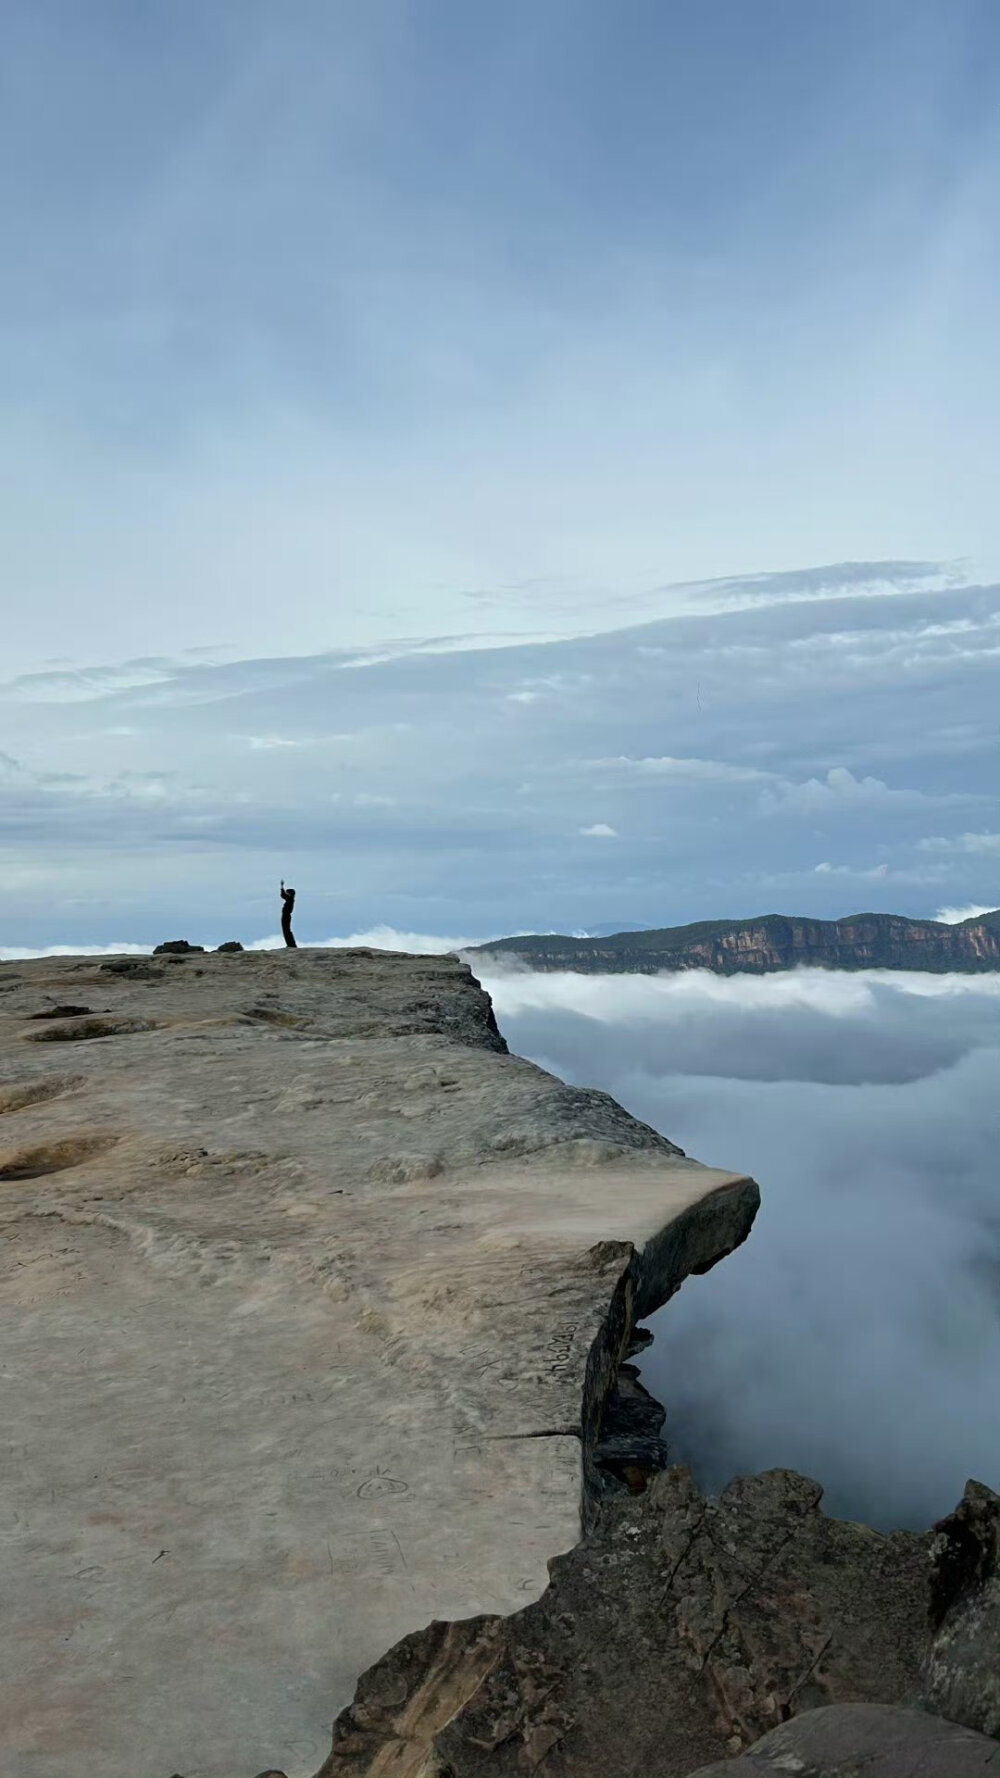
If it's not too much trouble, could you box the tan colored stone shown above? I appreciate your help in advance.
[0,948,758,1778]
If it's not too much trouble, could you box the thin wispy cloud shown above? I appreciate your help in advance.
[588,755,771,785]
[921,830,1000,854]
[759,765,970,815]
[814,860,889,879]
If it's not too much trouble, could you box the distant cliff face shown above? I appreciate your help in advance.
[470,910,1000,976]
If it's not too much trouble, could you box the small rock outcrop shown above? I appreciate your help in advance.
[152,938,206,954]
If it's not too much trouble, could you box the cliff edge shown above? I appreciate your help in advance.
[0,948,758,1778]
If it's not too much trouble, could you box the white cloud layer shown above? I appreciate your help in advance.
[935,903,998,924]
[483,965,1000,1529]
[589,756,770,785]
[921,831,1000,855]
[1,927,494,963]
[760,765,961,815]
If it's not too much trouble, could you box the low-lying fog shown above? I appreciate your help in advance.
[480,965,1000,1530]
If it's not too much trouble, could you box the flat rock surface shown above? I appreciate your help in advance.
[0,949,757,1778]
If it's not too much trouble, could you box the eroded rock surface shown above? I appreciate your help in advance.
[323,1465,935,1778]
[922,1480,1000,1738]
[0,948,758,1778]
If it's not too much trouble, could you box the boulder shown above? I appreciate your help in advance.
[152,939,205,954]
[321,1465,935,1777]
[688,1702,1000,1776]
[922,1479,1000,1738]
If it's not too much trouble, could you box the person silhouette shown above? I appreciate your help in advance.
[280,880,297,948]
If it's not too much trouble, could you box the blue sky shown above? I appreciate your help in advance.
[2,3,999,944]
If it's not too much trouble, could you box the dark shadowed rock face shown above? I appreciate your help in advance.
[319,1466,937,1777]
[688,1703,1000,1777]
[922,1480,1000,1738]
[470,909,1000,975]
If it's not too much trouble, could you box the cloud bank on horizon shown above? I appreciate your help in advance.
[484,964,1000,1529]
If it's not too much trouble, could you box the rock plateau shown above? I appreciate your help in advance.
[0,948,757,1778]
[2,947,996,1778]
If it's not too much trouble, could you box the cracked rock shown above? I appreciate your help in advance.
[320,1464,937,1777]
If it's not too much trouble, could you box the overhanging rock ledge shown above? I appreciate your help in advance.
[0,947,758,1778]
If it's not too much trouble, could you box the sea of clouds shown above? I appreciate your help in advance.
[480,962,1000,1531]
[0,926,491,962]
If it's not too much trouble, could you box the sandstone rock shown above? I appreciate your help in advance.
[99,955,162,976]
[922,1480,1000,1738]
[321,1465,936,1777]
[688,1702,1000,1776]
[0,948,757,1778]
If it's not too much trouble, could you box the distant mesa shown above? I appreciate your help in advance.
[468,908,1000,976]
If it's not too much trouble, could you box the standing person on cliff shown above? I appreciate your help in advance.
[280,881,297,948]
